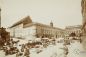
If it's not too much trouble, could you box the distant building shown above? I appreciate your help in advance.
[64,25,82,37]
[9,16,64,40]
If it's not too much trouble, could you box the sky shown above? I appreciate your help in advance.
[0,0,82,28]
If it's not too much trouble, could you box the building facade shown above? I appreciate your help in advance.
[64,25,82,37]
[9,16,64,40]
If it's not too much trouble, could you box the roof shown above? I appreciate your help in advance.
[9,16,64,31]
[10,16,32,28]
[65,25,82,29]
[23,22,64,31]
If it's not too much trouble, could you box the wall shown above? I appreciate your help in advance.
[9,23,23,37]
[22,25,36,40]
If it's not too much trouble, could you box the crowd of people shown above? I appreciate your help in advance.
[0,38,30,57]
[0,27,30,57]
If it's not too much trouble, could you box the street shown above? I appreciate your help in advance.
[0,38,86,57]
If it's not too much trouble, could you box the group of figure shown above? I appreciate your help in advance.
[16,44,30,57]
[4,39,31,57]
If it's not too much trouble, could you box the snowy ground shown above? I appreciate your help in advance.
[68,41,86,57]
[30,44,62,57]
[0,50,5,57]
[0,38,86,57]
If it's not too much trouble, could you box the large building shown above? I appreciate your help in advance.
[9,16,64,40]
[64,25,82,37]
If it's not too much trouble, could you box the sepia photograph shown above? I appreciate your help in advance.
[0,0,86,57]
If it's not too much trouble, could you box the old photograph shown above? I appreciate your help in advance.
[0,0,86,57]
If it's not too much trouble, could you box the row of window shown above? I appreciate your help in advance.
[36,26,63,35]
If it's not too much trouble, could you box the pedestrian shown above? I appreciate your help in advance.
[63,45,68,57]
[21,44,25,52]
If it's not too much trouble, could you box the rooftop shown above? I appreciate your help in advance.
[10,16,64,31]
[10,16,32,28]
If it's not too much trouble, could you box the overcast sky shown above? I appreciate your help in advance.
[0,0,82,28]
